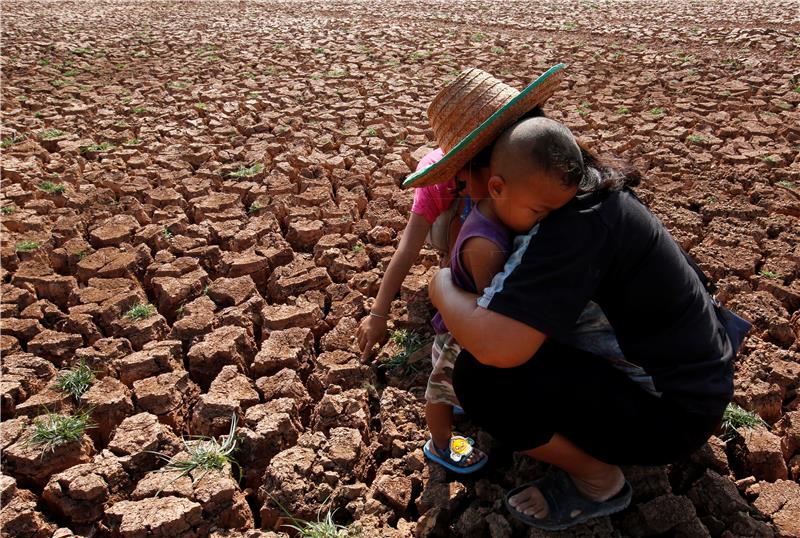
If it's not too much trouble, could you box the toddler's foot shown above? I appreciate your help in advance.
[423,435,488,474]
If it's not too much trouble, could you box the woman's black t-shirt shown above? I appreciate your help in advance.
[481,188,734,415]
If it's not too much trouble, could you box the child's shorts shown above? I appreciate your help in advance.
[425,332,462,407]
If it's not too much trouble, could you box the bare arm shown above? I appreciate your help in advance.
[459,236,507,292]
[357,211,431,360]
[428,268,546,368]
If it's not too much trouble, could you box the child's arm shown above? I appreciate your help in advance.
[357,211,431,361]
[460,236,507,293]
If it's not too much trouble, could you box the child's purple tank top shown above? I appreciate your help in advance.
[431,206,511,334]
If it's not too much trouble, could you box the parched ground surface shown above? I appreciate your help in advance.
[1,0,799,536]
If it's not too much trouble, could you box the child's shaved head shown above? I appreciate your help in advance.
[491,117,584,187]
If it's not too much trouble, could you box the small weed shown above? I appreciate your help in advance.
[242,71,256,79]
[132,106,147,115]
[563,22,577,31]
[169,81,189,89]
[80,142,114,153]
[490,46,505,54]
[314,47,325,54]
[616,106,631,115]
[365,127,377,137]
[62,68,79,77]
[794,86,800,94]
[28,411,94,453]
[124,138,141,146]
[761,154,779,165]
[248,201,264,215]
[151,413,240,493]
[720,58,742,71]
[194,102,208,110]
[230,163,264,178]
[38,58,51,66]
[271,496,360,538]
[124,302,156,321]
[283,508,359,537]
[776,180,796,189]
[759,270,778,279]
[246,91,261,99]
[352,242,365,253]
[133,50,148,58]
[202,284,210,296]
[40,128,65,140]
[576,101,591,116]
[685,134,706,144]
[1,135,20,148]
[38,181,67,195]
[70,47,92,56]
[53,360,95,400]
[1,206,16,215]
[611,50,624,61]
[381,330,427,373]
[15,240,40,252]
[385,59,400,67]
[264,66,276,75]
[676,53,694,63]
[720,403,767,441]
[73,250,86,260]
[649,107,665,116]
[163,226,173,239]
[470,32,486,42]
[326,69,347,78]
[410,50,429,60]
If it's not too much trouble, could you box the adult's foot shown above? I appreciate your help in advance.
[507,464,625,520]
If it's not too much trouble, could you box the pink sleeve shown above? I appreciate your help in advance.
[410,149,456,224]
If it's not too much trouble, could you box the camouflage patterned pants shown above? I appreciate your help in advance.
[425,332,462,407]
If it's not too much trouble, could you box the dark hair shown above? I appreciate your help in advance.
[454,141,494,195]
[520,106,641,192]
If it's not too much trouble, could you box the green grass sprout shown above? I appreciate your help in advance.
[15,240,40,252]
[151,413,240,494]
[124,302,156,321]
[53,359,95,400]
[28,411,94,454]
[40,129,65,140]
[38,181,67,195]
[229,163,264,178]
[380,329,428,373]
[720,403,767,441]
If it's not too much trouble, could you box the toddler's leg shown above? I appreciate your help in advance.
[426,401,454,450]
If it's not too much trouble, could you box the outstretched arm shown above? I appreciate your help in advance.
[357,211,431,360]
[429,268,546,368]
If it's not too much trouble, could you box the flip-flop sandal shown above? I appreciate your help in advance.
[504,468,632,531]
[423,435,487,474]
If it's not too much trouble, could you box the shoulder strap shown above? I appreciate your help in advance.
[679,247,717,295]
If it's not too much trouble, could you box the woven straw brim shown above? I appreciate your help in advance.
[403,63,566,189]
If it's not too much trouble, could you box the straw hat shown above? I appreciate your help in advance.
[403,63,566,188]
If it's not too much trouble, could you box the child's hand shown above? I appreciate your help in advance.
[357,314,388,362]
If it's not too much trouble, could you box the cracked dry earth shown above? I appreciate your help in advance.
[1,0,799,537]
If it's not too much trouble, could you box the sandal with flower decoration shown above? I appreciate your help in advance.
[423,435,488,474]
